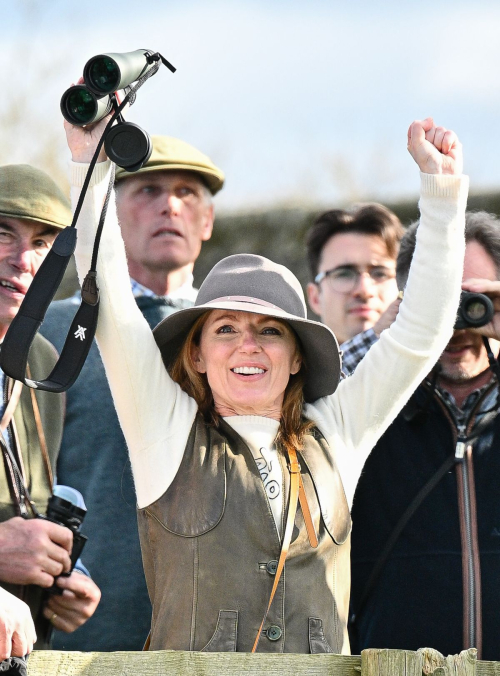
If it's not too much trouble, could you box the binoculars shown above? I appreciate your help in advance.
[455,291,494,330]
[61,49,156,126]
[41,492,88,594]
[61,49,160,171]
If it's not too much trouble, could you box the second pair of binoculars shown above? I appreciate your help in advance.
[61,49,157,126]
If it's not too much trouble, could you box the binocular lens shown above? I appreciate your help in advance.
[465,300,487,322]
[87,56,120,94]
[65,87,97,124]
[455,290,494,329]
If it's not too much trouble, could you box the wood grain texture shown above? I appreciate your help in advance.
[26,647,500,676]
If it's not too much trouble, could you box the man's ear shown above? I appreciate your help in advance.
[307,282,322,316]
[191,344,207,373]
[200,204,215,242]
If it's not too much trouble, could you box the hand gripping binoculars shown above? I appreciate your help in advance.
[61,49,174,171]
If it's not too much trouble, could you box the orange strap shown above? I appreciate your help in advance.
[251,447,317,652]
[299,473,318,549]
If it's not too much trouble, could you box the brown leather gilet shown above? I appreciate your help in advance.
[137,415,352,654]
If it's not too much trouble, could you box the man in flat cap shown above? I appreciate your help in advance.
[0,165,100,649]
[41,136,224,651]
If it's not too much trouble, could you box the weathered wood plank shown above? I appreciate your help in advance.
[27,650,361,676]
[478,661,500,675]
[362,648,478,675]
[25,647,500,676]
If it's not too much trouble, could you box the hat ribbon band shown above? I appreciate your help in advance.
[206,296,282,310]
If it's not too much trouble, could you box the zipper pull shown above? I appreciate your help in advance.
[455,425,467,461]
[18,497,28,517]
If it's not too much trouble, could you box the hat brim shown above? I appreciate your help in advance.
[0,209,67,229]
[153,300,341,403]
[115,163,224,195]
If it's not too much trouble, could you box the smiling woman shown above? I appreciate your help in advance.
[65,115,468,655]
[171,310,302,419]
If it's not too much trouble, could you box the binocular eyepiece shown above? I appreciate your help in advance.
[455,291,494,330]
[61,85,114,126]
[61,49,155,126]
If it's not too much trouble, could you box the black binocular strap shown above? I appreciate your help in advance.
[0,208,102,393]
[0,227,99,392]
[0,53,172,393]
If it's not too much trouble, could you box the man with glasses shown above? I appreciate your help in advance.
[306,204,403,372]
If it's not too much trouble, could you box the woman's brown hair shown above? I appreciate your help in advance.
[169,311,314,453]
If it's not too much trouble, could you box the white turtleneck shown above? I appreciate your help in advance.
[224,416,282,531]
[69,160,468,516]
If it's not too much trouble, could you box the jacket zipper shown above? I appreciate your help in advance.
[457,424,475,648]
[433,381,495,659]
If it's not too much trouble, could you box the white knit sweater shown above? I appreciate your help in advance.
[70,161,468,510]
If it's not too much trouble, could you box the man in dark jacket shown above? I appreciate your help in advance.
[346,211,500,660]
[0,165,100,649]
[41,136,224,651]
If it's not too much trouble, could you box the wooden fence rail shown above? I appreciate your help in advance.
[25,647,500,676]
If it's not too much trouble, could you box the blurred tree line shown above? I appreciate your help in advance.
[52,190,500,313]
[193,190,500,317]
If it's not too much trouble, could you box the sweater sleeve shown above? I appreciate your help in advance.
[306,172,468,507]
[69,161,198,509]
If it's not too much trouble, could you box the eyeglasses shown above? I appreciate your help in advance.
[314,265,396,294]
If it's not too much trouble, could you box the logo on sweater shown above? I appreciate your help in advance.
[255,449,280,500]
[74,325,87,341]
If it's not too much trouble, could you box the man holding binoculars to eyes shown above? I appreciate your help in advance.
[0,165,100,650]
[341,206,500,661]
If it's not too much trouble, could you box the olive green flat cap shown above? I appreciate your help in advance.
[0,164,71,229]
[114,135,225,195]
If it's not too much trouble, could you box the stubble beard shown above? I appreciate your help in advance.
[438,362,473,385]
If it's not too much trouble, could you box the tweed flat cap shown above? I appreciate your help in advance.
[0,164,71,229]
[114,135,225,195]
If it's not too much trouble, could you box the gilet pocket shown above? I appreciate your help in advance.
[308,617,335,654]
[201,610,238,652]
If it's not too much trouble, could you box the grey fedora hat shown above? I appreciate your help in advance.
[153,254,341,402]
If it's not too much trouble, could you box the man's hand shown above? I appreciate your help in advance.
[64,77,110,164]
[373,297,402,338]
[42,572,101,633]
[0,517,72,588]
[0,588,36,659]
[407,117,463,175]
[461,278,500,341]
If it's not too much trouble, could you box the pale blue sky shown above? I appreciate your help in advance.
[2,0,500,211]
